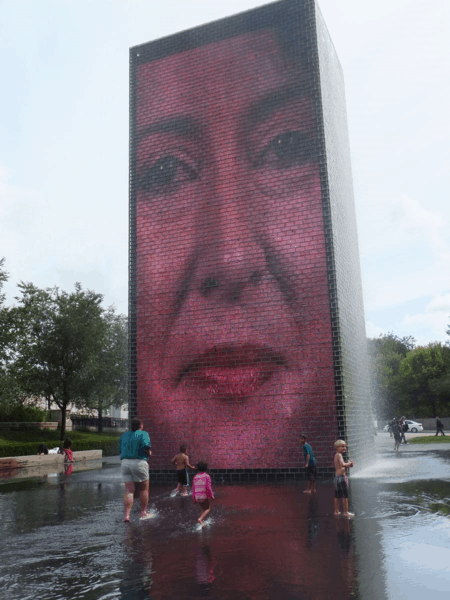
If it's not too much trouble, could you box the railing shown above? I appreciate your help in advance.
[71,417,129,430]
[0,422,59,430]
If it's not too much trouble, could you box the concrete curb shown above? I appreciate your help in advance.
[0,450,102,472]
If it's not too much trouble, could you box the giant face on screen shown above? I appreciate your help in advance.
[131,3,338,469]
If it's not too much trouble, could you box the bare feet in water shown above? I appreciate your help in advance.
[140,511,154,520]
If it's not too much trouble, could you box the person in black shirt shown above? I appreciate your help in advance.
[436,417,445,436]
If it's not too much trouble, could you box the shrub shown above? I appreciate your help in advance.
[0,404,48,423]
[0,432,120,457]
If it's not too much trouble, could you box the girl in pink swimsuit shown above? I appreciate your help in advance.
[192,461,214,524]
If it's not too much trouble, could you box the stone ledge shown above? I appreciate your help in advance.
[0,450,102,471]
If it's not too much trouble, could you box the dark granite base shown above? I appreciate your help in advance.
[148,468,335,484]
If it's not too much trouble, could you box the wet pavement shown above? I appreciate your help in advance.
[0,433,449,599]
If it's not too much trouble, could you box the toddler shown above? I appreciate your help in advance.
[192,461,214,525]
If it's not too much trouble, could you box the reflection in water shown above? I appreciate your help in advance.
[0,458,449,599]
[195,544,215,595]
[306,495,320,548]
[99,484,356,599]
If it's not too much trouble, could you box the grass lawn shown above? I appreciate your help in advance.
[409,435,450,444]
[0,429,122,457]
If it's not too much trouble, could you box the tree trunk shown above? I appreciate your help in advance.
[59,402,67,441]
[98,407,103,433]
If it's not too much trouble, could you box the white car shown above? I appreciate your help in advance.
[383,420,423,433]
[404,420,423,433]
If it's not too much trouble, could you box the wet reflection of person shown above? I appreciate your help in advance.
[306,495,320,549]
[121,524,154,599]
[335,517,352,553]
[195,544,215,596]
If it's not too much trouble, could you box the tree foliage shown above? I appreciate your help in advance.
[0,258,24,407]
[367,333,415,419]
[75,309,128,432]
[398,344,450,417]
[12,282,107,439]
[368,331,450,419]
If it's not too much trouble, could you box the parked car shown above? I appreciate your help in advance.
[404,420,423,433]
[383,420,423,433]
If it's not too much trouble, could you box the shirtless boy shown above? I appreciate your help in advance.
[171,445,196,496]
[334,440,354,518]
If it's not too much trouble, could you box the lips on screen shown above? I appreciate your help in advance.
[134,30,338,469]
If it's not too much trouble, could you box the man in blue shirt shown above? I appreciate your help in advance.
[120,417,152,521]
[300,435,317,494]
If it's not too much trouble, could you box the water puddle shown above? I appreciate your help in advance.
[0,445,449,599]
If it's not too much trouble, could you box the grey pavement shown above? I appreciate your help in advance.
[102,454,120,465]
[374,430,450,452]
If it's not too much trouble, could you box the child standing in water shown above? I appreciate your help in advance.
[171,445,196,496]
[300,435,317,493]
[334,440,354,518]
[192,461,214,525]
[62,438,75,463]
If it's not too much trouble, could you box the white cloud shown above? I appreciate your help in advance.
[365,321,384,339]
[390,194,447,254]
[403,293,450,344]
[359,193,450,313]
[0,166,127,313]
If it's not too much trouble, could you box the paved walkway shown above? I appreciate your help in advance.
[102,455,120,465]
[375,430,450,453]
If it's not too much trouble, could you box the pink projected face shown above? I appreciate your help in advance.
[135,30,337,469]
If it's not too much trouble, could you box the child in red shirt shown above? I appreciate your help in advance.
[62,438,75,463]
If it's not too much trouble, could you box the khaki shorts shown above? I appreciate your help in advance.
[121,459,149,483]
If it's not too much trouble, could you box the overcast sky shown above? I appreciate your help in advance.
[1,0,449,346]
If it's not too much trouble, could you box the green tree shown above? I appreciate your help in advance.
[367,333,415,420]
[0,258,23,408]
[398,343,450,417]
[76,309,128,432]
[12,282,106,440]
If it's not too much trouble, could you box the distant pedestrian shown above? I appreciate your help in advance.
[387,420,394,438]
[392,419,402,452]
[193,461,214,525]
[300,435,317,494]
[400,417,408,444]
[171,444,196,496]
[120,417,152,522]
[37,444,49,455]
[436,417,445,436]
[333,440,354,518]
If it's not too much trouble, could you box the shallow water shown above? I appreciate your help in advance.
[0,437,449,599]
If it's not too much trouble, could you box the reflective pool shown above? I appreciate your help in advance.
[0,435,449,599]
